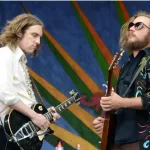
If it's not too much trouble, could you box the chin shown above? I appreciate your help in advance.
[26,51,33,55]
[128,38,136,43]
[30,49,35,53]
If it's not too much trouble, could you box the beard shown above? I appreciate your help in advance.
[124,32,150,52]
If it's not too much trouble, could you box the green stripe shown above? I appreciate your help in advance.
[43,34,101,115]
[34,79,100,148]
[45,134,76,150]
[114,1,126,25]
[71,2,117,86]
[43,35,92,98]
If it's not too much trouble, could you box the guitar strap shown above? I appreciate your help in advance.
[123,56,150,97]
[115,56,150,114]
[30,76,46,108]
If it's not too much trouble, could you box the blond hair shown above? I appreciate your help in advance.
[0,13,44,56]
[120,11,150,53]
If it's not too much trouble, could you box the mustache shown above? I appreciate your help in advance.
[128,32,136,37]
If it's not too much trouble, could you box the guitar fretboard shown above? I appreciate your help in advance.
[44,96,79,121]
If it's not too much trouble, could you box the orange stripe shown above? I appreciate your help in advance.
[21,3,103,93]
[72,1,120,77]
[118,1,130,21]
[43,29,102,93]
[28,68,101,137]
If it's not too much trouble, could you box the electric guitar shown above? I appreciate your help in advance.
[100,49,124,150]
[4,90,80,150]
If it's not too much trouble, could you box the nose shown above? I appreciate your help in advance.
[35,37,40,45]
[129,25,135,31]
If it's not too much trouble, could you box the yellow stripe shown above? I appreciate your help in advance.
[51,124,97,150]
[20,3,102,94]
[28,68,101,137]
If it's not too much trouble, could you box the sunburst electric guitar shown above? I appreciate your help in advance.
[4,90,80,150]
[100,49,124,150]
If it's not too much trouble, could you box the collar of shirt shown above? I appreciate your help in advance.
[12,46,27,64]
[143,47,150,55]
[129,48,150,61]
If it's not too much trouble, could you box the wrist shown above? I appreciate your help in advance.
[121,98,128,108]
[29,110,38,120]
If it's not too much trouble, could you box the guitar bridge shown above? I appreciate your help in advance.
[10,122,37,142]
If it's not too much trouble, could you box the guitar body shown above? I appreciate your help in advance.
[3,90,80,150]
[101,112,116,150]
[4,104,54,150]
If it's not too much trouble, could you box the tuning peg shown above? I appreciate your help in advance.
[120,50,125,56]
[69,90,75,95]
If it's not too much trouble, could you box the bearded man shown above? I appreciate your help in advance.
[93,11,150,150]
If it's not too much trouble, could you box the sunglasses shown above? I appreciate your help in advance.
[128,22,150,30]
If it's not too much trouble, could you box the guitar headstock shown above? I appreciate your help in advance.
[69,90,80,103]
[108,49,125,71]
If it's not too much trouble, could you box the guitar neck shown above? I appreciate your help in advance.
[100,49,125,150]
[44,96,78,121]
[55,96,77,113]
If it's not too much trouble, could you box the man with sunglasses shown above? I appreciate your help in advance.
[93,11,150,150]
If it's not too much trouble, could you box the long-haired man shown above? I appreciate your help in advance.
[0,14,60,150]
[93,11,150,150]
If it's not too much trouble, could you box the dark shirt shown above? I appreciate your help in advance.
[119,48,150,150]
[115,50,146,144]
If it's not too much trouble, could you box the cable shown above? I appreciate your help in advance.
[4,140,8,150]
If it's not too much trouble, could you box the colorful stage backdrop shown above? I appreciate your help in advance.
[0,1,149,149]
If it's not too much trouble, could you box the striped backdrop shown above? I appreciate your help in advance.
[0,1,149,149]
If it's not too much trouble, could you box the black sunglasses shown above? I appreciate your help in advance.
[128,22,150,30]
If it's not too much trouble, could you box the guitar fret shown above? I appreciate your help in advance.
[45,113,49,120]
[47,113,51,120]
[29,121,39,131]
[47,113,50,120]
[56,97,74,114]
[61,105,64,110]
[58,107,61,112]
[68,100,71,105]
[44,112,53,122]
[56,107,61,114]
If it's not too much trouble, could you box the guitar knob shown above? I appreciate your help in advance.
[36,142,41,147]
[32,137,37,142]
[31,146,36,150]
[38,106,43,111]
[26,140,32,145]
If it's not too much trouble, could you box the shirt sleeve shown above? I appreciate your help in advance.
[0,48,20,105]
[137,57,150,111]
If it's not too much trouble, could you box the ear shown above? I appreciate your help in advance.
[16,33,23,38]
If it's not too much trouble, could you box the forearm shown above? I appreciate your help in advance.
[10,101,37,119]
[122,97,144,109]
